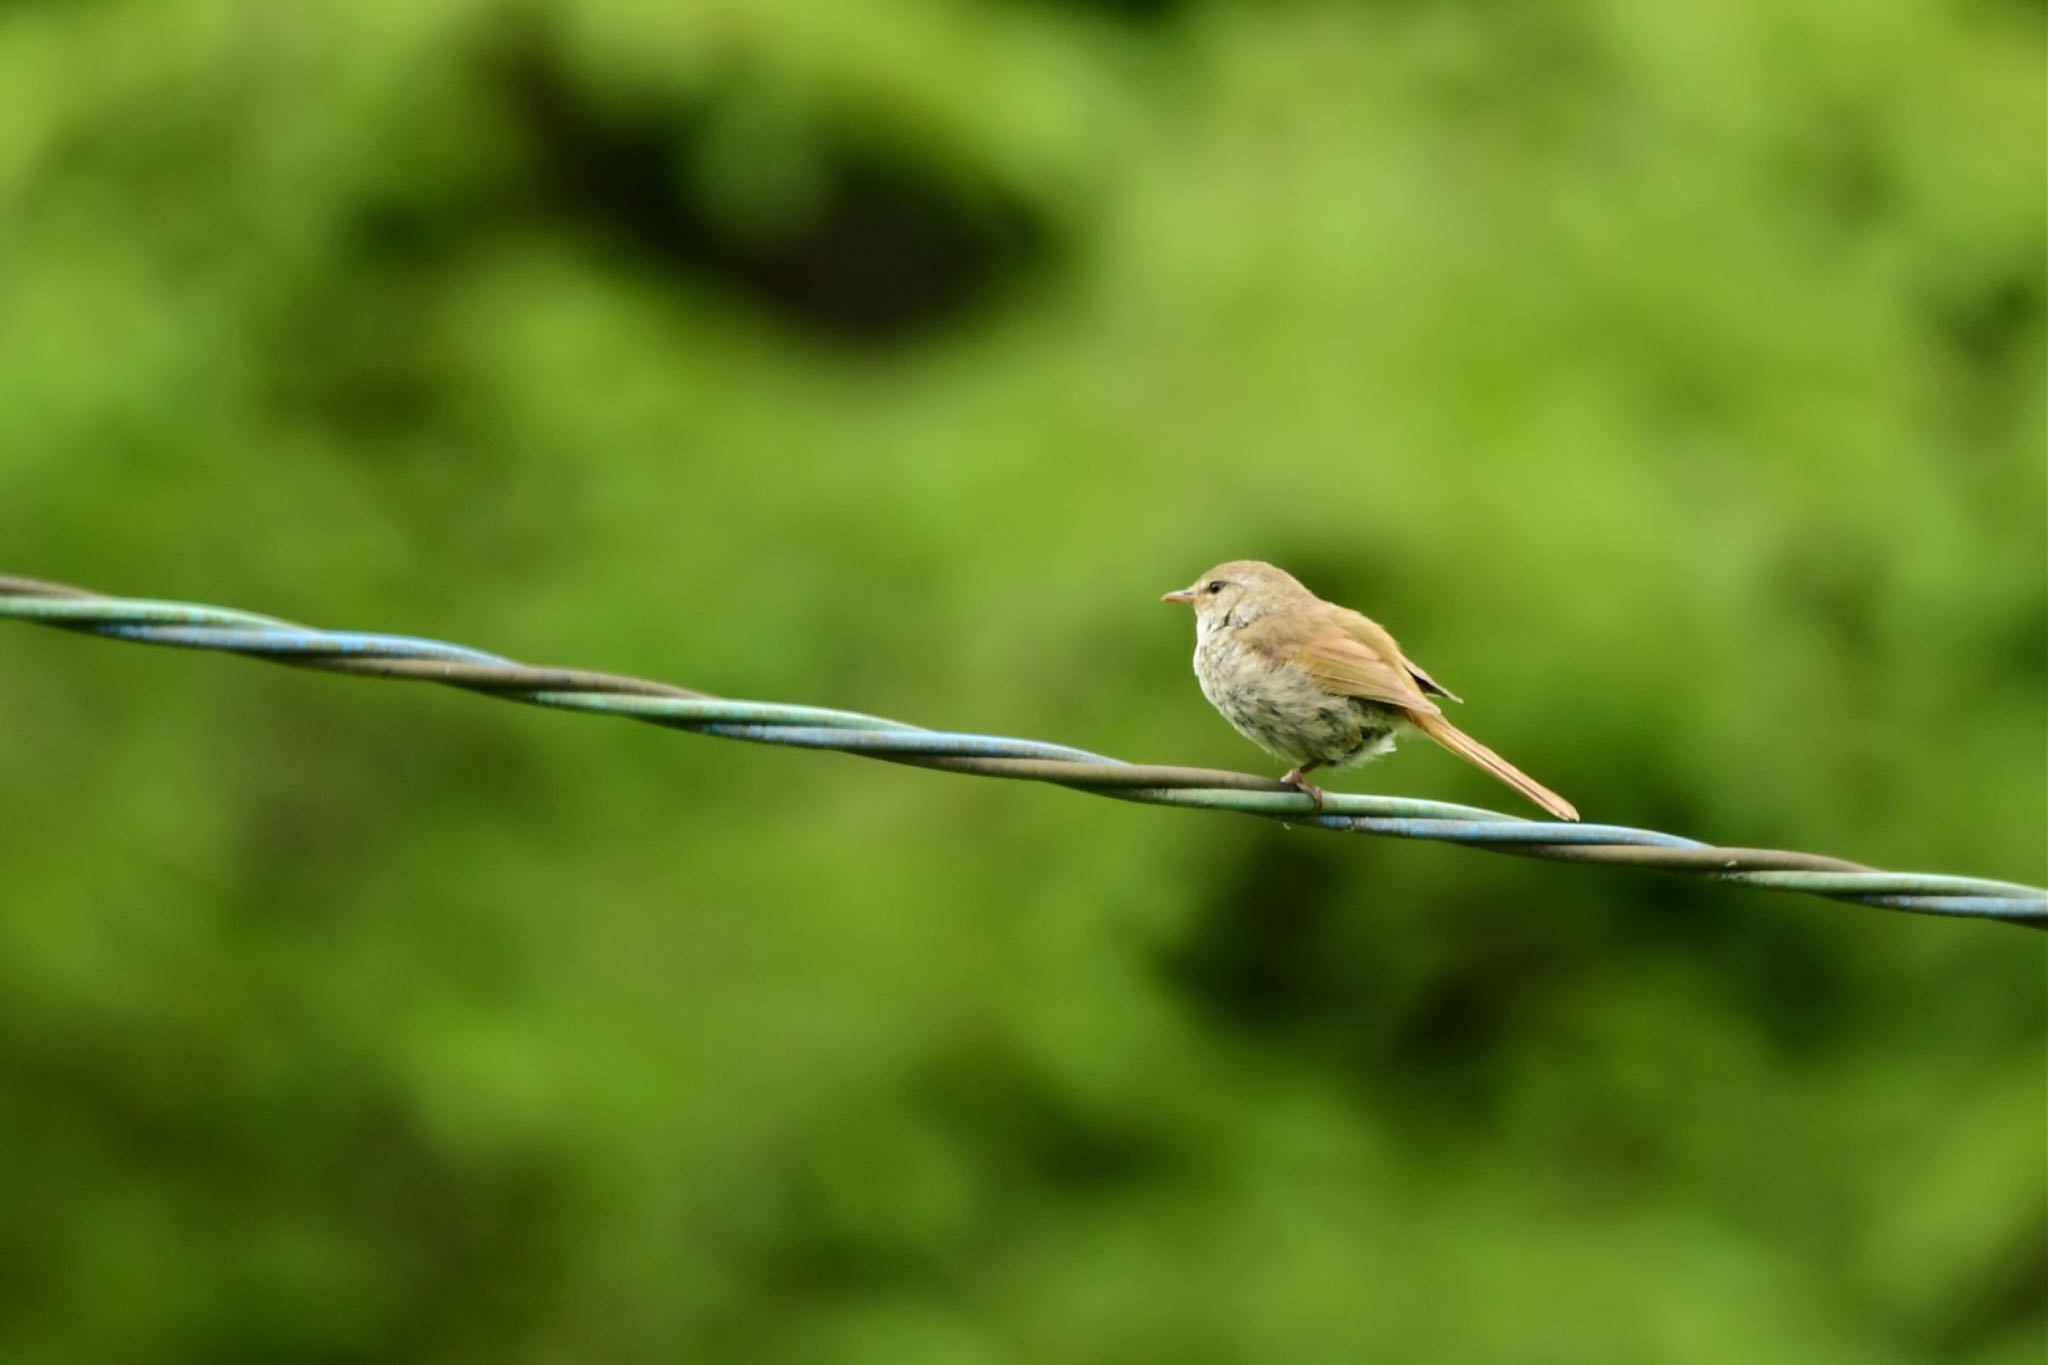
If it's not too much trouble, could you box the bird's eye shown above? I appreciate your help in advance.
[1206,580,1225,594]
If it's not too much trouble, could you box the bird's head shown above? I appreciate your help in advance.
[1162,560,1309,631]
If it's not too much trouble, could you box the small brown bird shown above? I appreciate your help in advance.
[1163,560,1578,821]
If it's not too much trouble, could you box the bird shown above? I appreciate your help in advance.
[1162,560,1579,821]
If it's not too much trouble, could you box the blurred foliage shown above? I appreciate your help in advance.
[0,0,2043,1361]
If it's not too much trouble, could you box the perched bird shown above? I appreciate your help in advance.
[1162,560,1578,821]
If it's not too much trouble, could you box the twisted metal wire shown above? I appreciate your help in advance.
[2,574,2041,928]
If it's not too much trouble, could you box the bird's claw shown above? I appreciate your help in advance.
[1279,767,1326,812]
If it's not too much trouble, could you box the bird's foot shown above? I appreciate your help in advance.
[1279,766,1326,812]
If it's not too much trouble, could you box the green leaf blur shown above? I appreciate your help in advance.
[0,1,2041,1362]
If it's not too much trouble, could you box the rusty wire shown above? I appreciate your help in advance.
[1,574,2041,928]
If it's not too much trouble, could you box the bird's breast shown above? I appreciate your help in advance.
[1193,631,1395,765]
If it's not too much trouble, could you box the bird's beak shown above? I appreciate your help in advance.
[1161,587,1197,604]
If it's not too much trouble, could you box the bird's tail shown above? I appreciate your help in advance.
[1408,710,1579,822]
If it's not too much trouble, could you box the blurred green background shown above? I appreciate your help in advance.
[1,1,2042,1361]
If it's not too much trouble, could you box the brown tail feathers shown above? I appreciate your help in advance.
[1409,710,1579,822]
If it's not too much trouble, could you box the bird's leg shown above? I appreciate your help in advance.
[1279,762,1326,811]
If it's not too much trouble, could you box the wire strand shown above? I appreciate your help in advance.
[2,574,2040,928]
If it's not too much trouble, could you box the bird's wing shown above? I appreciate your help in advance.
[1403,658,1463,703]
[1288,622,1441,714]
